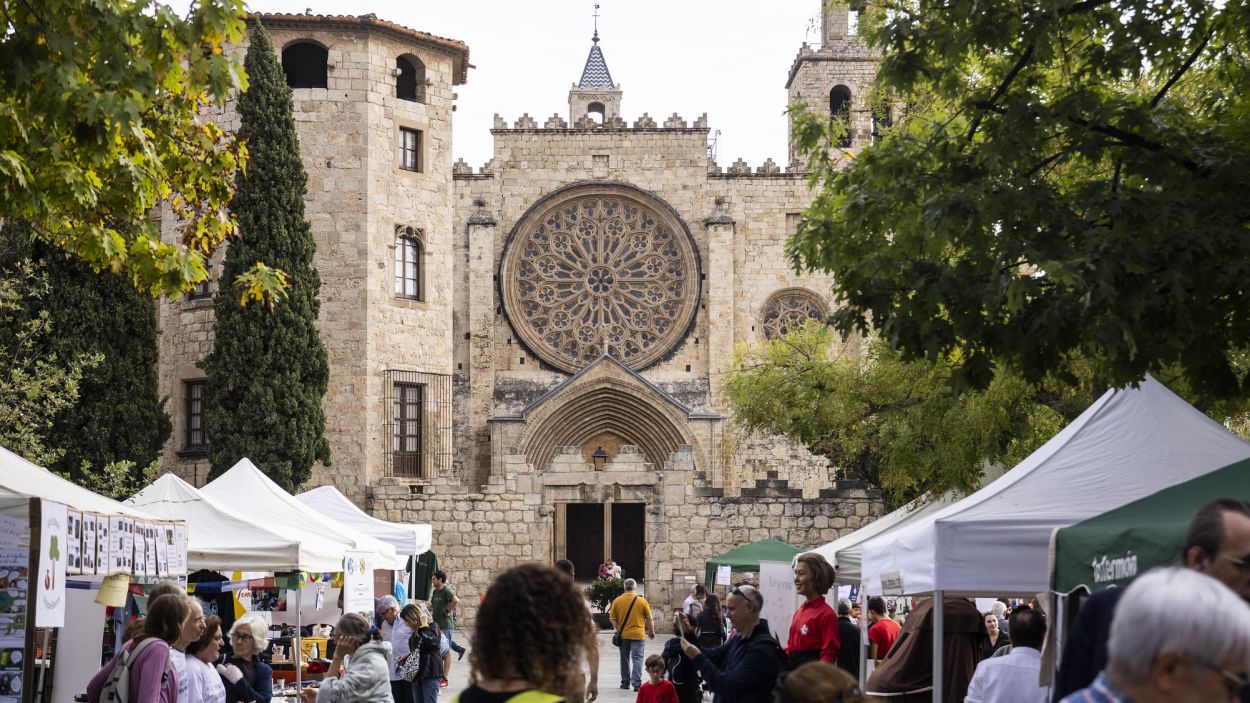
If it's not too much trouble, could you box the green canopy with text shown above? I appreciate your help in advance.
[1051,456,1250,594]
[704,538,802,587]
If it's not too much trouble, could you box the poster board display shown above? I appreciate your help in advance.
[341,551,373,615]
[65,511,81,576]
[758,560,800,643]
[82,515,97,575]
[0,546,29,702]
[36,500,67,628]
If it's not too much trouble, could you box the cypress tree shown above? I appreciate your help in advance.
[0,220,169,480]
[201,22,331,490]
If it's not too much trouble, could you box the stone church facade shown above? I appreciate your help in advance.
[156,6,885,621]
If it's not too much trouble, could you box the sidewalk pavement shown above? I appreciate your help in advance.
[443,631,668,703]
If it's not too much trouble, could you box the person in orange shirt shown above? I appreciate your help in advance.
[635,655,677,703]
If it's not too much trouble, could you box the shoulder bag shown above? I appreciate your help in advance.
[612,595,639,648]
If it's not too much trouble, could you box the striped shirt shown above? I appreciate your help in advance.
[1059,672,1135,703]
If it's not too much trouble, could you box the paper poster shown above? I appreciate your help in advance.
[135,522,149,577]
[156,525,170,576]
[82,514,97,575]
[36,500,67,627]
[96,516,108,574]
[0,546,28,700]
[716,564,732,586]
[107,517,123,573]
[170,525,187,576]
[759,561,799,642]
[341,551,373,614]
[65,511,82,576]
[95,573,129,607]
[0,516,23,549]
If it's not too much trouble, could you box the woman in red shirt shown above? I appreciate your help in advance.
[786,553,841,667]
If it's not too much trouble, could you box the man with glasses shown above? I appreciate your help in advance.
[1055,498,1250,700]
[677,585,787,703]
[1059,567,1250,703]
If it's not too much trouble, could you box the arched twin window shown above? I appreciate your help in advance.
[829,85,853,148]
[396,55,426,103]
[395,226,424,301]
[282,41,328,89]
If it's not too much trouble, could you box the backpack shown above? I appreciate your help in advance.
[98,638,174,703]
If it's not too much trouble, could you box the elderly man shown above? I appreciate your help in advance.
[609,578,654,691]
[835,599,861,677]
[1060,567,1250,703]
[375,595,413,703]
[1055,498,1250,700]
[966,607,1048,703]
[678,584,787,703]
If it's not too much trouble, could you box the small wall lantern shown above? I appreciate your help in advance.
[592,446,609,471]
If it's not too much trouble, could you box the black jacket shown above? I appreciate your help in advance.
[835,616,861,676]
[408,623,446,681]
[694,620,787,703]
[1053,588,1123,701]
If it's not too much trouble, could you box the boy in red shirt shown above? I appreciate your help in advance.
[867,596,902,663]
[636,654,678,703]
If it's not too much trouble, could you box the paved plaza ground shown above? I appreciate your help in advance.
[443,631,668,703]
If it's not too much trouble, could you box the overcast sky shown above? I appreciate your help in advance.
[248,1,824,167]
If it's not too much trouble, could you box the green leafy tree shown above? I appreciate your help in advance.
[57,460,161,501]
[201,23,331,491]
[26,238,172,486]
[789,0,1250,399]
[0,254,99,468]
[0,0,285,303]
[726,323,1100,503]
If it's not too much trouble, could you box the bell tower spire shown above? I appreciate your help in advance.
[569,3,623,123]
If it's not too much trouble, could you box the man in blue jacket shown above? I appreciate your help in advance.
[678,584,787,703]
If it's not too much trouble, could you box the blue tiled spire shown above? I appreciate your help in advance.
[577,30,616,89]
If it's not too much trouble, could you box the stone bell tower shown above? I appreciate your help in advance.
[568,17,622,124]
[785,1,879,163]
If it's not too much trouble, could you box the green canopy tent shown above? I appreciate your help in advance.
[704,538,802,587]
[1051,456,1250,595]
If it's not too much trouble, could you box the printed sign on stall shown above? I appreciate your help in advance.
[65,511,82,576]
[341,551,373,615]
[83,514,97,575]
[36,500,67,627]
[170,525,187,576]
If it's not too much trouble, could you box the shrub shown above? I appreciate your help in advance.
[584,577,624,613]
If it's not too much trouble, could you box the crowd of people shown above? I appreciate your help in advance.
[83,497,1250,703]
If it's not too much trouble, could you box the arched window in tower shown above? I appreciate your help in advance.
[586,101,605,123]
[396,55,426,103]
[395,225,424,301]
[282,41,328,89]
[829,85,853,147]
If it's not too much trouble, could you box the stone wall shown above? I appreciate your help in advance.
[370,444,883,631]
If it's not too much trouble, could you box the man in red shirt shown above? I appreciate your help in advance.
[867,596,901,663]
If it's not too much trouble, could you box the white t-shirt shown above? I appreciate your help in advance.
[682,595,702,617]
[171,648,189,703]
[185,656,227,703]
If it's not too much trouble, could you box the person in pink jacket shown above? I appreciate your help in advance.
[88,594,192,703]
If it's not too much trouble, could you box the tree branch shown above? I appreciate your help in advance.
[1067,115,1202,173]
[967,44,1034,142]
[1150,28,1214,108]
[1058,0,1116,15]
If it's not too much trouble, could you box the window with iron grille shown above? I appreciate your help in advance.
[184,380,208,452]
[384,371,452,479]
[400,127,422,172]
[394,226,423,300]
[189,278,212,300]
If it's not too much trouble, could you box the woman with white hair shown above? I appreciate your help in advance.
[220,613,273,703]
[1059,567,1250,703]
[300,612,393,703]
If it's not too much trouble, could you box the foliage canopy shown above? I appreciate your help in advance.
[0,0,283,303]
[790,0,1250,398]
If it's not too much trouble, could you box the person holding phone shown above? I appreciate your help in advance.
[662,613,702,703]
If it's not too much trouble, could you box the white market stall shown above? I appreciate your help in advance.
[0,446,188,703]
[857,376,1250,701]
[128,473,346,573]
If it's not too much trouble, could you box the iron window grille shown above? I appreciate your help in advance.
[385,370,452,479]
[184,380,208,451]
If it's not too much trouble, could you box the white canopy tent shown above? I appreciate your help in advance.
[811,467,1005,585]
[860,376,1250,596]
[858,377,1250,702]
[0,445,163,520]
[296,485,431,556]
[201,458,405,570]
[128,473,348,573]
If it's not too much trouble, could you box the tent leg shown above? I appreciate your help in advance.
[932,590,943,703]
[295,581,303,691]
[858,584,868,690]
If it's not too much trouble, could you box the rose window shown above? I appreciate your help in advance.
[500,185,701,373]
[761,288,828,339]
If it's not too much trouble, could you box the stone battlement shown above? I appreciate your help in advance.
[490,111,710,131]
[453,154,806,178]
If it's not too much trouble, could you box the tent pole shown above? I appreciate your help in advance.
[932,590,943,703]
[858,583,868,690]
[295,580,303,691]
